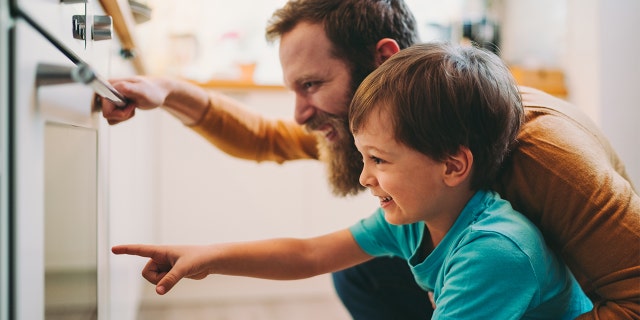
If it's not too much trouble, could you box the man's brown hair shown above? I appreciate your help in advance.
[266,0,419,93]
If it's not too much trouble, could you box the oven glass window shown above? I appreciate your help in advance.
[44,122,98,319]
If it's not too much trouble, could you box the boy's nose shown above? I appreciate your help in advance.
[359,167,375,188]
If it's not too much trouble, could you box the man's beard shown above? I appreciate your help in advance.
[308,114,365,197]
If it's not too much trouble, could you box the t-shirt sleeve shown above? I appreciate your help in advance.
[433,232,539,319]
[349,208,408,259]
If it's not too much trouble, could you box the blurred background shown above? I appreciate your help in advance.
[136,0,562,86]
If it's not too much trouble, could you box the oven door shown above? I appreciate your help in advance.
[12,0,88,61]
[9,14,110,320]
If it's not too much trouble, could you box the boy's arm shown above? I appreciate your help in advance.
[112,229,371,295]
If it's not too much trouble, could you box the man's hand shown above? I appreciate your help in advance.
[100,76,168,125]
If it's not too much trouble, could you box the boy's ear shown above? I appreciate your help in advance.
[443,147,473,187]
[374,38,401,67]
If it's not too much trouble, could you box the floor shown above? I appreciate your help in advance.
[137,295,351,320]
[135,273,352,320]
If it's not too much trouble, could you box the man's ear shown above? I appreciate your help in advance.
[443,147,473,187]
[374,38,401,67]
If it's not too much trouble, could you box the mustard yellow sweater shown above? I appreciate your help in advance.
[191,86,640,320]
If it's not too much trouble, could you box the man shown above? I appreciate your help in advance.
[101,0,640,319]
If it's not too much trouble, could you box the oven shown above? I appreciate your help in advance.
[2,0,127,319]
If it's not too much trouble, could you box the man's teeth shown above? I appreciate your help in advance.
[380,196,392,202]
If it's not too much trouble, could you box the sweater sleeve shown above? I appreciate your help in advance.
[494,87,640,320]
[188,92,320,163]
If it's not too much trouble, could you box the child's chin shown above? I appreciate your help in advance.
[383,211,407,225]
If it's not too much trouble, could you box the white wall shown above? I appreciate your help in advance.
[593,0,639,187]
[500,0,639,187]
[500,0,567,68]
[564,0,601,122]
[564,0,639,187]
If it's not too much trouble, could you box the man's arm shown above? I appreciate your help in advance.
[189,89,320,163]
[101,76,209,125]
[100,76,319,163]
[495,87,640,319]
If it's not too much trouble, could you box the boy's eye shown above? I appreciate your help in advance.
[369,156,384,165]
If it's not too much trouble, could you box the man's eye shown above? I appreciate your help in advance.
[303,82,314,89]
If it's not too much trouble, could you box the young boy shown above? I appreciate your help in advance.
[112,42,593,318]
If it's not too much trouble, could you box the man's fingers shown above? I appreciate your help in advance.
[107,77,137,84]
[113,81,150,104]
[102,104,136,124]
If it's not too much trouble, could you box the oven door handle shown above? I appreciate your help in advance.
[17,7,127,108]
[36,62,127,108]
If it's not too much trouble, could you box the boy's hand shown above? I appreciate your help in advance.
[112,244,210,295]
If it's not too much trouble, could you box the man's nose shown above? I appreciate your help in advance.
[294,95,315,125]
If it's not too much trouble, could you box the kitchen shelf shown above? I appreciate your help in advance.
[99,0,146,74]
[510,65,568,97]
[191,79,286,91]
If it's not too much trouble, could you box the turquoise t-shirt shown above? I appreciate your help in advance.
[350,190,593,319]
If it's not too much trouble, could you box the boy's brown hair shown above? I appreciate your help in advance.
[350,42,524,190]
